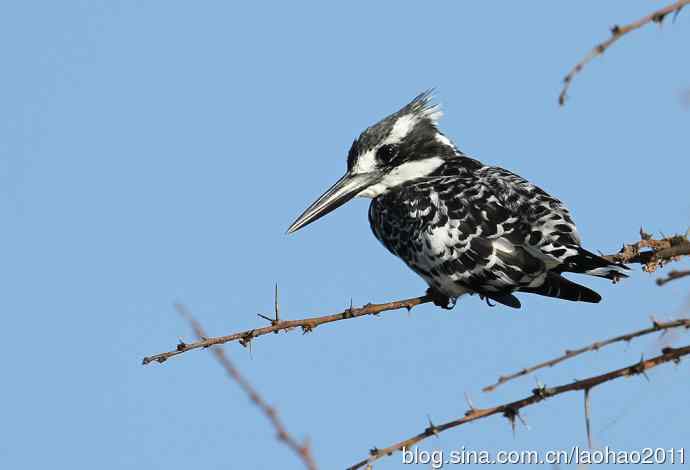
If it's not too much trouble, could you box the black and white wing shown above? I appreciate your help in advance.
[477,165,628,281]
[369,157,625,308]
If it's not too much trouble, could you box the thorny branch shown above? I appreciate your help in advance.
[558,0,690,105]
[347,343,690,470]
[175,304,318,470]
[143,295,431,365]
[483,317,690,392]
[603,228,690,273]
[143,229,689,365]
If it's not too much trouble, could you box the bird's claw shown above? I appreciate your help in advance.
[479,294,496,307]
[426,287,455,310]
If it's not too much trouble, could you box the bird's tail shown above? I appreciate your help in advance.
[520,272,601,303]
[557,246,629,281]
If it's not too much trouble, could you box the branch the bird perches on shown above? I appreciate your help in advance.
[143,230,689,365]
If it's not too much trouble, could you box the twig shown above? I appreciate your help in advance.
[657,269,690,286]
[347,344,690,470]
[603,228,690,272]
[144,229,689,366]
[175,304,318,470]
[143,295,430,365]
[558,0,690,105]
[483,317,690,392]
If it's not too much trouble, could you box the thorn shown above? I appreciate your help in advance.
[532,376,549,399]
[344,298,356,318]
[672,5,685,22]
[464,391,476,411]
[274,283,280,322]
[239,331,255,347]
[652,12,667,24]
[503,407,518,437]
[632,354,650,381]
[584,388,593,449]
[532,381,551,400]
[426,415,439,438]
[640,358,649,382]
[516,412,530,431]
[640,227,651,240]
[257,313,274,323]
[650,315,661,329]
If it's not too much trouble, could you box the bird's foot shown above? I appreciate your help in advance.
[426,287,456,310]
[479,294,496,307]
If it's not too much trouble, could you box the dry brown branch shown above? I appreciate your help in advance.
[483,317,690,392]
[657,269,690,286]
[143,230,689,366]
[603,228,690,272]
[143,295,431,365]
[347,344,690,470]
[558,0,690,105]
[175,304,318,470]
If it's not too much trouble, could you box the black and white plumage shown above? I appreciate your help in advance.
[287,92,627,308]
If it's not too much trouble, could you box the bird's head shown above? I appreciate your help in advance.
[287,91,455,234]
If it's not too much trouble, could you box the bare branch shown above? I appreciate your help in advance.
[143,295,430,365]
[603,229,690,272]
[347,344,690,470]
[144,229,689,366]
[175,304,318,470]
[559,0,690,105]
[483,317,690,392]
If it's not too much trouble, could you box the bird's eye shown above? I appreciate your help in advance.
[376,144,398,165]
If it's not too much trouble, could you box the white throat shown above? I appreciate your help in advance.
[357,156,445,198]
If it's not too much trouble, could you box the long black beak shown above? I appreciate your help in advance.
[287,172,380,234]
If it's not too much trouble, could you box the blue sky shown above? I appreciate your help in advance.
[2,1,689,469]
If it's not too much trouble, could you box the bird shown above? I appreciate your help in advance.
[286,91,627,309]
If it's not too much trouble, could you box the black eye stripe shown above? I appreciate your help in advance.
[376,144,398,165]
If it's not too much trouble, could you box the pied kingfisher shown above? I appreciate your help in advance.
[287,92,627,308]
